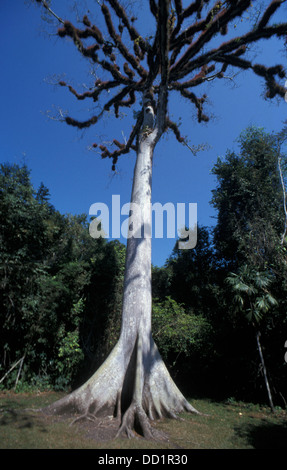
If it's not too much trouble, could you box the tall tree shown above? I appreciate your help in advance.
[211,127,287,405]
[0,163,52,371]
[0,163,102,389]
[35,0,287,438]
[211,127,286,271]
[226,266,277,411]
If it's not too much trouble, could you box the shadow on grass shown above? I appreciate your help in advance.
[0,401,48,434]
[234,419,287,449]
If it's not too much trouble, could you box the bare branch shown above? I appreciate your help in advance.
[107,0,149,55]
[35,0,287,169]
[92,111,142,170]
[35,0,64,24]
[257,0,283,30]
[165,117,185,143]
[153,0,170,137]
[101,3,148,78]
[171,0,253,75]
[170,1,287,82]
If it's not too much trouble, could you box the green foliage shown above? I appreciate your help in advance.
[226,266,277,324]
[211,126,285,270]
[165,226,217,318]
[209,126,287,405]
[1,127,287,408]
[56,328,84,389]
[56,298,85,385]
[152,296,210,363]
[0,163,124,390]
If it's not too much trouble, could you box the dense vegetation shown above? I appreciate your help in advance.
[1,126,287,409]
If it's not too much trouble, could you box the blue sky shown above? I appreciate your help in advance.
[1,0,287,266]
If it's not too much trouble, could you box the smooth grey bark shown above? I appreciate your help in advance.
[44,97,199,438]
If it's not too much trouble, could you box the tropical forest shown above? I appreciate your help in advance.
[1,127,287,409]
[1,0,287,450]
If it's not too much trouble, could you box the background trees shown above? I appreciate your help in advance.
[211,127,285,271]
[210,126,287,406]
[1,124,287,409]
[226,267,278,411]
[0,163,124,390]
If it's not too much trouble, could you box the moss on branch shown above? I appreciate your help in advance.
[35,0,287,170]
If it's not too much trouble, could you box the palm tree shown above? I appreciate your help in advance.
[226,265,277,412]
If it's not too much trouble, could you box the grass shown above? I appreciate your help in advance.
[0,391,286,449]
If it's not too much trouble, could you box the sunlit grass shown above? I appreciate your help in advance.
[0,392,286,449]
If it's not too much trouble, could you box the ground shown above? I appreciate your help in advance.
[0,391,287,449]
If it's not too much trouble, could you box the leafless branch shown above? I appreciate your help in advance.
[35,0,64,24]
[34,0,287,169]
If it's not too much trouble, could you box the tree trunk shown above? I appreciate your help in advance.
[43,101,199,438]
[256,330,275,413]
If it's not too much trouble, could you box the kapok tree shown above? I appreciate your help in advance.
[35,0,287,438]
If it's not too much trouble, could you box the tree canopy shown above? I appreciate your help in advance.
[35,0,287,169]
